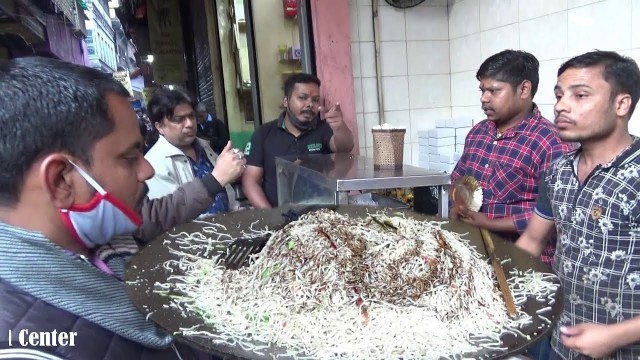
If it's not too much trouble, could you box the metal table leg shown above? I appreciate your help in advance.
[337,191,350,205]
[438,185,450,218]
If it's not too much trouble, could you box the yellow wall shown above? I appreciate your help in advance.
[212,0,253,149]
[251,0,300,122]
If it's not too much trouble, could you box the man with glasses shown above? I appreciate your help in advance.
[145,88,246,216]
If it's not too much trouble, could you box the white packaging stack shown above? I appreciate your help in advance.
[455,126,471,153]
[427,136,455,147]
[416,118,473,173]
[418,157,429,169]
[435,117,474,129]
[426,127,455,173]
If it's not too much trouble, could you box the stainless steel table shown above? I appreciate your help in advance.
[275,153,451,217]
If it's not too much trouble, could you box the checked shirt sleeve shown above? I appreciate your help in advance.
[512,210,533,234]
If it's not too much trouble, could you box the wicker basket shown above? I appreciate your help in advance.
[372,128,406,169]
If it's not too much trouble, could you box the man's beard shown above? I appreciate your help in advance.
[287,107,318,131]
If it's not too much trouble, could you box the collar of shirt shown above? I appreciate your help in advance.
[484,103,541,139]
[276,111,319,134]
[560,135,640,171]
[154,135,187,158]
[189,140,209,166]
[155,136,210,160]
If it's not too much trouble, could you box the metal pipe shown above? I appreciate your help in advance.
[372,1,385,125]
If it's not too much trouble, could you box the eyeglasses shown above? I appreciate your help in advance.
[169,112,197,124]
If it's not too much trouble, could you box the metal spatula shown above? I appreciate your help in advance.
[224,234,270,270]
[223,205,335,269]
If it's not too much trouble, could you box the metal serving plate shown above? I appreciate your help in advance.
[124,206,562,359]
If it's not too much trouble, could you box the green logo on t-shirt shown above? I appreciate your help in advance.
[307,143,322,152]
[244,142,251,155]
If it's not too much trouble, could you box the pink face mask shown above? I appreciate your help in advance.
[59,161,143,249]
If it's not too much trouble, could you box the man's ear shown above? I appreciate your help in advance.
[155,120,164,135]
[283,96,289,109]
[614,93,632,119]
[40,155,76,209]
[519,80,533,99]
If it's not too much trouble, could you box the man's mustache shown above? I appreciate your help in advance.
[555,115,576,124]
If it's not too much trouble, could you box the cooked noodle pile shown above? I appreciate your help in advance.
[156,209,556,359]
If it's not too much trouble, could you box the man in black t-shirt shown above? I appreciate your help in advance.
[242,73,354,208]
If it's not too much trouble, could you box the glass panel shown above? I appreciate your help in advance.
[215,0,255,149]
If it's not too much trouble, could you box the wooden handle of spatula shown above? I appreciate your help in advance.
[480,228,517,318]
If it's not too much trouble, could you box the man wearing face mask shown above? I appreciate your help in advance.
[0,57,221,359]
[242,73,354,208]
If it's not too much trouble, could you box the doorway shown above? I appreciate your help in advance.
[211,0,314,150]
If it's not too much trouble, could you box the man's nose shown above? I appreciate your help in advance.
[480,91,490,103]
[554,95,569,115]
[185,116,197,128]
[138,158,155,182]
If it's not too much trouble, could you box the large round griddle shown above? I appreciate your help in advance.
[124,206,562,359]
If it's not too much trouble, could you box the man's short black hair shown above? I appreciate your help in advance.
[284,73,321,98]
[476,50,540,97]
[558,50,640,118]
[147,87,194,126]
[0,56,130,205]
[195,103,207,113]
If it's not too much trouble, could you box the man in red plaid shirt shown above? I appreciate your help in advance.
[450,50,572,266]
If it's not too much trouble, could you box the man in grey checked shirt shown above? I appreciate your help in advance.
[516,50,640,359]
